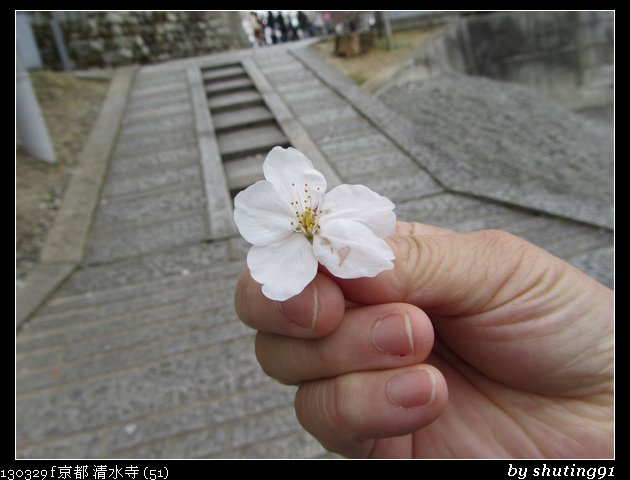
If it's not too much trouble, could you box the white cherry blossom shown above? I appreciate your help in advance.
[233,146,396,301]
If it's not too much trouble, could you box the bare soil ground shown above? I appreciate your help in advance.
[310,27,439,91]
[16,72,110,283]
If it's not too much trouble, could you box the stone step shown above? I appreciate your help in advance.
[95,184,206,226]
[15,339,264,446]
[16,309,249,393]
[224,154,265,190]
[42,260,243,315]
[17,289,238,355]
[205,77,254,96]
[19,275,238,337]
[217,124,288,160]
[104,383,293,456]
[202,65,245,82]
[59,240,235,296]
[102,164,201,199]
[208,89,263,112]
[212,106,274,132]
[87,212,208,265]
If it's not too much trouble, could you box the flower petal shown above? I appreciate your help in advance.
[248,234,318,301]
[319,184,396,238]
[314,219,395,279]
[263,146,327,209]
[234,180,295,246]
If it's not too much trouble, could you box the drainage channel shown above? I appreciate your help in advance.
[202,63,290,197]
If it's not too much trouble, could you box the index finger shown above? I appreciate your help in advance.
[234,269,345,339]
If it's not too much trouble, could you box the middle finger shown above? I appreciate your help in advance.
[255,302,434,385]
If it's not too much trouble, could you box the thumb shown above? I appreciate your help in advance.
[335,222,613,397]
[335,221,584,316]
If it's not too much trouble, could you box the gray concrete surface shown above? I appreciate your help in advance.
[40,66,138,264]
[16,39,613,459]
[379,74,613,229]
[382,11,614,113]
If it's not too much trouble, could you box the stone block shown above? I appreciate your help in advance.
[578,44,614,69]
[106,383,293,452]
[466,12,537,64]
[58,241,233,295]
[230,431,326,459]
[95,185,206,225]
[16,349,61,375]
[118,114,194,140]
[109,146,198,176]
[16,339,266,445]
[379,74,613,228]
[353,165,442,203]
[103,164,201,198]
[231,406,301,449]
[112,425,230,458]
[568,246,613,288]
[104,11,123,24]
[22,276,232,334]
[87,212,207,264]
[394,194,530,231]
[308,118,374,144]
[113,130,196,158]
[318,133,392,158]
[17,307,245,394]
[16,263,75,329]
[111,24,123,37]
[88,39,104,52]
[582,64,614,88]
[297,106,358,127]
[281,86,337,103]
[501,216,613,260]
[126,89,191,113]
[17,430,108,459]
[40,261,239,315]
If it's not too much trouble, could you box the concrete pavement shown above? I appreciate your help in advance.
[16,40,613,458]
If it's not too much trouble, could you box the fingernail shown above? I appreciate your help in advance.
[280,282,318,330]
[372,314,414,356]
[386,369,436,408]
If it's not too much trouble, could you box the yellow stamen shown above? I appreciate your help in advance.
[289,183,321,239]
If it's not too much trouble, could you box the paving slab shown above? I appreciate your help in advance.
[102,164,202,198]
[205,77,254,96]
[16,39,613,460]
[202,65,246,82]
[87,212,208,264]
[224,154,265,190]
[212,106,274,131]
[208,89,263,111]
[39,66,138,265]
[217,123,288,158]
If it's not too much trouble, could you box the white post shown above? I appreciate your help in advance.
[16,44,56,163]
[50,12,72,71]
[383,11,394,50]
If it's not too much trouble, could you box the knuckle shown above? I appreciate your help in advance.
[388,234,425,296]
[331,375,365,440]
[254,333,302,385]
[474,229,530,272]
[254,333,281,381]
[234,271,256,328]
[477,229,522,249]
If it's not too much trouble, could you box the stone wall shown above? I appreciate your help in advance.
[28,11,249,70]
[387,11,613,112]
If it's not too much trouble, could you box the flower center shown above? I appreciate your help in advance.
[289,183,321,239]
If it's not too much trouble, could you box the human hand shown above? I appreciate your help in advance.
[234,222,613,458]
